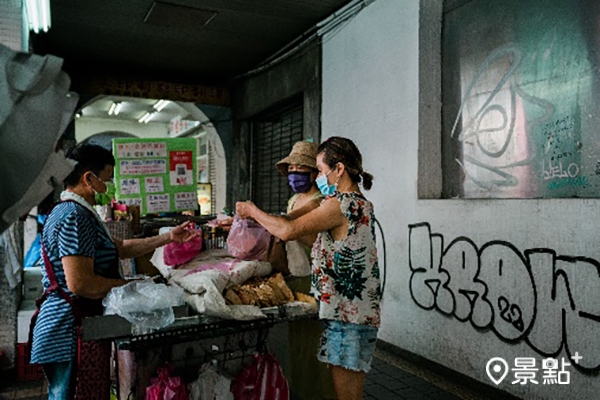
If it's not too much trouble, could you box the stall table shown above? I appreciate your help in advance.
[83,306,317,399]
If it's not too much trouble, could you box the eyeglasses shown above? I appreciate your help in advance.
[91,172,113,185]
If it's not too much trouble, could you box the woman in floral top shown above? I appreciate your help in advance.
[237,136,381,400]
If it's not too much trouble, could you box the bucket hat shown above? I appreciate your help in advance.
[276,141,318,175]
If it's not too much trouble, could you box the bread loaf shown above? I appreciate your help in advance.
[295,292,316,304]
[222,272,295,307]
[224,289,243,305]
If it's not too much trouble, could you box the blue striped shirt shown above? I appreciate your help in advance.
[31,201,119,364]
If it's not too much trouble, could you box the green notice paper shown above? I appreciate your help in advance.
[113,138,197,215]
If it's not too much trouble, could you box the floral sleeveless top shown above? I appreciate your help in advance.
[311,192,381,327]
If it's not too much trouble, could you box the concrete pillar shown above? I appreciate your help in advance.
[0,0,26,372]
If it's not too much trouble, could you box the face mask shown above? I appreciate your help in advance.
[288,172,313,193]
[91,173,115,206]
[316,167,338,196]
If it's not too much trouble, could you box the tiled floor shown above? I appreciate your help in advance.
[0,347,493,400]
[0,379,47,400]
[364,349,486,400]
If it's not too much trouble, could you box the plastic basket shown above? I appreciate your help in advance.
[16,343,44,381]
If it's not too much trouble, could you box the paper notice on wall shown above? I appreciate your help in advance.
[120,178,141,195]
[169,151,193,186]
[120,159,167,175]
[115,142,167,158]
[144,176,164,193]
[113,138,197,216]
[120,198,143,208]
[146,194,170,213]
[175,192,197,210]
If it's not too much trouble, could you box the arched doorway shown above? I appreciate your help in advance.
[74,95,227,214]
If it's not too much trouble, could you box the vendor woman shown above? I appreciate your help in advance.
[237,136,381,400]
[30,143,199,400]
[275,140,335,400]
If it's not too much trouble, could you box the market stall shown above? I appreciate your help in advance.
[82,220,316,399]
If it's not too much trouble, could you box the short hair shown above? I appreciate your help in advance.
[63,144,115,187]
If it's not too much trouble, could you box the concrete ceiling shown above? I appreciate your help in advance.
[33,0,353,86]
[79,96,194,124]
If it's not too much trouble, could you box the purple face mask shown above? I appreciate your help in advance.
[288,172,313,193]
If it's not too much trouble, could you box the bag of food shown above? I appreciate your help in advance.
[146,364,188,400]
[163,233,203,266]
[226,216,271,260]
[231,353,289,400]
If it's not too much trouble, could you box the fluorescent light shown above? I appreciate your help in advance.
[25,0,51,33]
[154,100,169,112]
[40,0,50,32]
[138,112,150,123]
[108,102,117,115]
[138,112,154,124]
[114,102,122,115]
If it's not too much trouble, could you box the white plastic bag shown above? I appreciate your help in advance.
[188,363,233,400]
[103,280,185,329]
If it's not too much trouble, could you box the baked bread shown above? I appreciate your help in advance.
[224,288,243,305]
[222,272,296,307]
[269,273,294,302]
[295,292,316,304]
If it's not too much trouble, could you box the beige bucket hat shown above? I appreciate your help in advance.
[275,141,318,175]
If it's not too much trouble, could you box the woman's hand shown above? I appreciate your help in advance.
[236,201,256,219]
[169,221,201,243]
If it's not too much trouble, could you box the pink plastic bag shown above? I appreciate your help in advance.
[226,216,271,260]
[231,353,289,400]
[163,233,203,267]
[146,364,188,400]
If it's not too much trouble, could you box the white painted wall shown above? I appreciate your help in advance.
[322,1,600,399]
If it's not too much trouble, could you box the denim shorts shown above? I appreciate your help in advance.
[317,320,378,373]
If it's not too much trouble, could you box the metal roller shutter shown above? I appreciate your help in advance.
[251,101,303,213]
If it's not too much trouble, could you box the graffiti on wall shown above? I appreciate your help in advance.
[409,222,600,372]
[449,46,591,194]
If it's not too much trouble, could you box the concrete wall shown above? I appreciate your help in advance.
[321,0,600,399]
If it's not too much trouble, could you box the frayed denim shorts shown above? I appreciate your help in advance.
[317,320,378,373]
